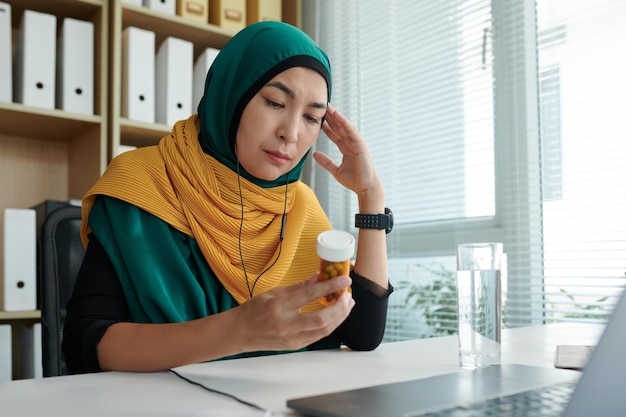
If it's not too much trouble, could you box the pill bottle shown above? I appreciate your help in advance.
[317,230,355,305]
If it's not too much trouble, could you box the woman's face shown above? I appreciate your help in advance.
[235,67,328,181]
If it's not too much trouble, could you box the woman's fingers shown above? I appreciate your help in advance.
[295,290,354,331]
[236,276,354,352]
[323,104,362,149]
[312,149,339,173]
[274,290,354,350]
[282,274,352,310]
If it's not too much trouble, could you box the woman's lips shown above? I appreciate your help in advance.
[265,150,291,165]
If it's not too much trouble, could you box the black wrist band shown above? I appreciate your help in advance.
[354,207,393,234]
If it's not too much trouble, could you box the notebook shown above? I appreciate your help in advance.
[287,287,626,417]
[554,344,594,370]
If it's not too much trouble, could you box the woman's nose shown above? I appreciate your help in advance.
[278,115,299,143]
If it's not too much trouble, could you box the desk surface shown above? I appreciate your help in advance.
[0,322,604,417]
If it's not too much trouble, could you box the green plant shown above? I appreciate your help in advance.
[557,288,611,321]
[397,262,458,337]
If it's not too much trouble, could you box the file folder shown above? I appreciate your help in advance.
[0,2,11,103]
[0,324,10,381]
[209,0,246,33]
[144,0,176,15]
[13,9,57,109]
[155,37,193,127]
[19,323,41,379]
[177,0,209,23]
[192,47,220,113]
[2,208,37,311]
[56,18,94,115]
[246,0,282,25]
[122,27,156,123]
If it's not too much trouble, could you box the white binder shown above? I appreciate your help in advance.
[143,0,175,15]
[2,208,37,311]
[0,324,11,381]
[20,323,42,379]
[155,37,193,127]
[192,47,220,113]
[13,9,57,109]
[122,0,143,5]
[122,27,155,123]
[56,18,94,115]
[0,2,12,103]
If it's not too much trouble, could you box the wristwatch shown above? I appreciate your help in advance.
[354,207,394,234]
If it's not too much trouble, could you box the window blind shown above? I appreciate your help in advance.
[302,0,626,342]
[536,0,626,323]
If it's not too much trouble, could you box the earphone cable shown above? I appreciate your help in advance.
[236,160,288,298]
[249,177,288,296]
[168,368,272,416]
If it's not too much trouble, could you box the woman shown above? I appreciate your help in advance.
[63,21,392,374]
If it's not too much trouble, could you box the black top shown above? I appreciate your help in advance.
[63,234,393,374]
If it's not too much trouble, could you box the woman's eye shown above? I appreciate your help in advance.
[305,115,320,125]
[265,99,283,109]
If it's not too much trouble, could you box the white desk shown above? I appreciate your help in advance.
[0,323,604,417]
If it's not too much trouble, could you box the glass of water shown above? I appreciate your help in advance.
[456,242,503,369]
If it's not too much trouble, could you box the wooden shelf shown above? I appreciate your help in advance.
[0,102,102,142]
[0,310,41,325]
[8,0,104,22]
[119,118,171,148]
[1,0,108,321]
[110,1,238,154]
[121,4,233,55]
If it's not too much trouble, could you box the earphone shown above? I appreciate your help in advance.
[236,159,288,298]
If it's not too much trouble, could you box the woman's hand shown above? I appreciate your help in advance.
[233,274,355,353]
[313,104,389,292]
[314,103,384,201]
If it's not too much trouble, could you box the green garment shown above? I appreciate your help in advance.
[90,197,339,357]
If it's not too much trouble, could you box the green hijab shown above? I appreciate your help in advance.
[197,21,332,188]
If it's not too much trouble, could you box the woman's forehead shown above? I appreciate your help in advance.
[264,67,328,100]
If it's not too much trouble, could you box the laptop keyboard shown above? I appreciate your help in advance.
[416,380,577,417]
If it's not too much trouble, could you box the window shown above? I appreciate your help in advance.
[302,0,626,341]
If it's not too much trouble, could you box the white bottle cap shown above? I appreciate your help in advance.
[317,230,355,262]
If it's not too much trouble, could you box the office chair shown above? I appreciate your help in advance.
[39,204,84,377]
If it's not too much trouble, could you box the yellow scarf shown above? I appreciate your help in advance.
[82,115,331,311]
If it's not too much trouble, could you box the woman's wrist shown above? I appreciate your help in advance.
[356,182,385,213]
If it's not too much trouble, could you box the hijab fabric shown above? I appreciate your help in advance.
[81,22,334,321]
[198,20,332,187]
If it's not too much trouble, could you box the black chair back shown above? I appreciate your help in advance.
[40,204,84,377]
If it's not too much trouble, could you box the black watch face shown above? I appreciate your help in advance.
[385,208,393,233]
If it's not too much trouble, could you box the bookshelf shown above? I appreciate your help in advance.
[1,0,301,379]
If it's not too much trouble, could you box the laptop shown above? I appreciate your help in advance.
[287,287,626,417]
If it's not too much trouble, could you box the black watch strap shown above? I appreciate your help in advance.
[354,207,393,234]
